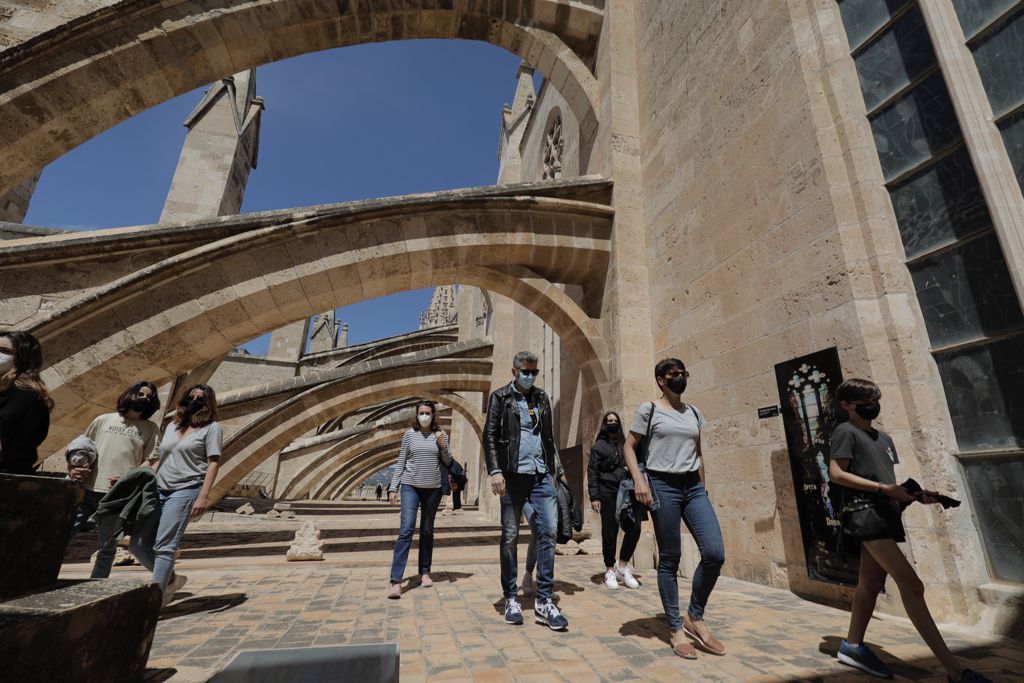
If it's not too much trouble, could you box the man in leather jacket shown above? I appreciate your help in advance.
[484,351,568,631]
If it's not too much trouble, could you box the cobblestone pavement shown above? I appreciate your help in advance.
[60,500,1022,682]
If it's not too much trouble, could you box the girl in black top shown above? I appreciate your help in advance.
[0,331,53,474]
[587,411,640,590]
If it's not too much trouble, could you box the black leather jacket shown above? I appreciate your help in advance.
[484,383,559,476]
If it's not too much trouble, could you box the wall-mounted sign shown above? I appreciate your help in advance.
[758,406,780,419]
[774,347,859,586]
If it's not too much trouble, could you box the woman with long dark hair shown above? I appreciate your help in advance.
[626,358,725,660]
[0,331,53,474]
[136,383,222,605]
[588,410,641,589]
[386,400,453,598]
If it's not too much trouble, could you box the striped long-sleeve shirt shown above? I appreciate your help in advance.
[389,429,453,491]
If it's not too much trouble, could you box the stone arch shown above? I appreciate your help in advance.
[209,358,492,502]
[0,1,603,193]
[24,187,613,454]
[302,430,407,502]
[327,446,404,501]
[279,389,483,500]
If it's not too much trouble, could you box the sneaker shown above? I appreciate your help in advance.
[504,598,524,625]
[387,582,402,599]
[615,564,640,589]
[837,640,893,679]
[161,573,188,607]
[420,574,433,588]
[604,569,619,589]
[534,599,568,631]
[951,670,994,683]
[521,573,534,596]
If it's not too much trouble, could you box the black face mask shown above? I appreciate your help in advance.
[128,397,151,413]
[185,396,206,414]
[605,423,620,435]
[854,402,881,420]
[665,375,687,395]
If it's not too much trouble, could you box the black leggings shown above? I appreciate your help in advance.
[599,492,640,568]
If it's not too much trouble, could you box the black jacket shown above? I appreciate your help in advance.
[484,383,559,476]
[587,436,627,501]
[555,477,583,544]
[0,384,50,474]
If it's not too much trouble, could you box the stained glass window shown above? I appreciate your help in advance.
[969,8,1024,117]
[960,458,1024,582]
[838,0,914,50]
[853,6,936,112]
[951,0,1019,39]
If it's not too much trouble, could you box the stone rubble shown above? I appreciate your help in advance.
[286,521,325,561]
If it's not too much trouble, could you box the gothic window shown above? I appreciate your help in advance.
[542,112,564,180]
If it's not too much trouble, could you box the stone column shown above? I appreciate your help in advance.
[0,173,39,223]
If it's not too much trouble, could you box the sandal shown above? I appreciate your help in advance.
[671,630,698,660]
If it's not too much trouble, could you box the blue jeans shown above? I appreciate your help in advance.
[648,471,725,629]
[500,473,557,600]
[389,484,443,583]
[71,489,102,533]
[522,501,537,574]
[130,486,201,591]
[90,511,159,579]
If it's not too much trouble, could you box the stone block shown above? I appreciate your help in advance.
[577,538,602,555]
[0,578,160,683]
[632,528,657,571]
[235,502,255,515]
[266,509,280,519]
[0,473,82,600]
[287,521,324,561]
[555,540,580,556]
[273,502,292,511]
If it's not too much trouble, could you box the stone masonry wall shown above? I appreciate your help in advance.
[632,0,989,625]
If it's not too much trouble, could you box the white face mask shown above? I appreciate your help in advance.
[417,414,432,428]
[0,351,14,374]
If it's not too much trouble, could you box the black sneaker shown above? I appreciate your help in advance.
[951,670,994,683]
[504,598,524,625]
[837,640,893,678]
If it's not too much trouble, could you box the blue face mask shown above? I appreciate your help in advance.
[517,372,536,390]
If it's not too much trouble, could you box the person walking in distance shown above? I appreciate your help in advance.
[386,400,452,598]
[626,358,725,659]
[588,411,641,590]
[484,351,568,630]
[829,379,992,683]
[376,483,383,501]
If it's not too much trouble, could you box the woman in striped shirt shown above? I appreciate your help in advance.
[387,400,453,598]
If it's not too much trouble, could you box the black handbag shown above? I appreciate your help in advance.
[842,496,904,542]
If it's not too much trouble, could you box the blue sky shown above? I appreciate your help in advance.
[25,39,528,352]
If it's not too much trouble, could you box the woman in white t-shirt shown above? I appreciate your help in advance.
[76,380,161,577]
[135,383,222,606]
[625,358,726,660]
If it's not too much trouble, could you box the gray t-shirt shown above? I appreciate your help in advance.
[156,422,223,491]
[829,421,898,487]
[630,401,705,474]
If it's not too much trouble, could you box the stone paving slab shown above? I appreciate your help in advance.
[59,501,1021,682]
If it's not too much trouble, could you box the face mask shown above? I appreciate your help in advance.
[517,372,536,390]
[185,395,206,413]
[665,375,687,395]
[0,351,13,374]
[854,402,881,420]
[128,397,150,413]
[605,423,620,434]
[417,414,432,428]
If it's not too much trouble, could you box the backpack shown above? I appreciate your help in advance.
[555,477,583,544]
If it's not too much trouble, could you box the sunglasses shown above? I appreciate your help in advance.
[518,369,540,377]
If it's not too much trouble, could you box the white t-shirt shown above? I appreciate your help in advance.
[629,401,705,474]
[84,412,160,492]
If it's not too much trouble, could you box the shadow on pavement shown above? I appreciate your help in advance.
[159,592,248,620]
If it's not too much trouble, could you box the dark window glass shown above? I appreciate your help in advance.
[870,71,963,181]
[838,0,913,51]
[889,147,992,258]
[999,105,1024,195]
[951,0,1019,39]
[854,6,936,112]
[935,336,1024,451]
[970,8,1024,117]
[961,457,1024,582]
[910,232,1024,346]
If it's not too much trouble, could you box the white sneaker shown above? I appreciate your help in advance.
[604,568,619,589]
[615,564,640,589]
[521,573,534,596]
[161,573,188,607]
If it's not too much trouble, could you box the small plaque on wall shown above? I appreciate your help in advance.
[757,406,780,419]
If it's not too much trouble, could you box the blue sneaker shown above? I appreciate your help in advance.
[951,670,994,683]
[534,599,568,631]
[504,598,523,625]
[837,640,893,678]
